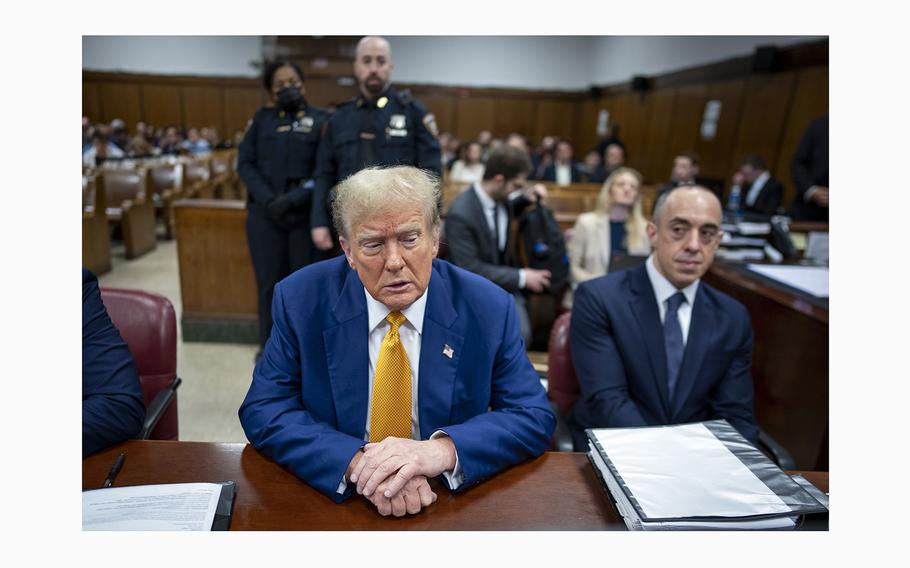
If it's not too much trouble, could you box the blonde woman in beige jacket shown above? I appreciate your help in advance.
[564,167,650,308]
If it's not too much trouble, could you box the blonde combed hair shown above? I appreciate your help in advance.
[593,167,648,252]
[332,166,441,240]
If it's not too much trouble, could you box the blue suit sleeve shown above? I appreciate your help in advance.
[82,270,145,458]
[708,307,759,444]
[238,280,364,502]
[570,281,649,428]
[438,296,555,491]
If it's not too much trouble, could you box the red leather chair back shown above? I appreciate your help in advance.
[547,310,580,413]
[100,287,179,440]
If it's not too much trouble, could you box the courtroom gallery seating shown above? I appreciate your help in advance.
[82,175,111,275]
[96,169,157,259]
[146,161,185,240]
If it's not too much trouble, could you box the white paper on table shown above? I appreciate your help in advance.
[592,423,791,519]
[83,482,222,531]
[746,264,829,297]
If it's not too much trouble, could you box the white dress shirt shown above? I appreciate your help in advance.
[555,162,572,186]
[472,183,526,288]
[337,286,463,493]
[645,255,699,345]
[744,170,771,208]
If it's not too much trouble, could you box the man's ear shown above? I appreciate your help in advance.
[647,222,658,248]
[339,237,355,269]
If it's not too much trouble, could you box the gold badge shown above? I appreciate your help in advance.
[377,96,389,109]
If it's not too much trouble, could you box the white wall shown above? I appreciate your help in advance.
[82,36,825,88]
[82,36,261,77]
[588,36,824,85]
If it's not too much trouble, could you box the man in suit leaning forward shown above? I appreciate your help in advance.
[239,166,555,517]
[568,185,758,450]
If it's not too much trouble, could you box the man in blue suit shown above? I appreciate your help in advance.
[568,185,758,450]
[239,166,555,517]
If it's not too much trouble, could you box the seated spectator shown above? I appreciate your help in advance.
[506,133,529,156]
[109,118,130,152]
[593,125,625,157]
[726,154,783,217]
[531,135,556,178]
[540,140,582,185]
[83,268,146,457]
[477,129,493,160]
[126,135,154,158]
[602,143,625,179]
[653,151,700,212]
[564,167,650,308]
[567,185,759,451]
[578,150,603,183]
[449,141,486,184]
[182,127,212,155]
[82,129,125,168]
[442,134,460,172]
[158,126,183,156]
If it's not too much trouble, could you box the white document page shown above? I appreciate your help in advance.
[746,264,829,297]
[83,482,221,531]
[593,423,791,519]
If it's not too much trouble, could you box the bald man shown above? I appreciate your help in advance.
[311,36,442,252]
[567,185,759,450]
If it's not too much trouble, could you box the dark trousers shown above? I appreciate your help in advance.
[246,209,315,348]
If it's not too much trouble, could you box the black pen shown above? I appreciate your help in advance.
[102,453,126,488]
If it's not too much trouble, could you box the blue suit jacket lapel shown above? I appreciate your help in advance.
[323,266,370,439]
[628,266,673,420]
[417,264,464,439]
[671,286,714,418]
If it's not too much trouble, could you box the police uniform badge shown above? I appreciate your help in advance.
[293,115,315,133]
[422,113,439,139]
[388,114,408,137]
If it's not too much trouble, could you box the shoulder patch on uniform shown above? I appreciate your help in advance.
[422,113,439,139]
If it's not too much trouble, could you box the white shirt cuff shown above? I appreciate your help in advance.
[336,477,348,494]
[518,268,526,289]
[804,185,820,203]
[431,430,464,490]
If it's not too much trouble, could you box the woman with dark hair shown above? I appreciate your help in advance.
[238,60,328,355]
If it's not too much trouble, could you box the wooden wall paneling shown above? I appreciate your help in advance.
[533,100,576,144]
[619,92,652,174]
[729,71,797,183]
[305,77,358,108]
[639,89,677,183]
[773,65,828,206]
[666,84,709,165]
[181,85,226,133]
[83,81,101,121]
[493,96,536,140]
[573,98,600,155]
[409,90,457,137]
[694,77,747,184]
[140,83,184,130]
[223,87,265,137]
[454,96,497,141]
[600,94,629,146]
[98,82,143,127]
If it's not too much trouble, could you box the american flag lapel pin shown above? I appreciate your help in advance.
[443,344,454,359]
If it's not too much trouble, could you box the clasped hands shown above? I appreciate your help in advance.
[346,436,456,517]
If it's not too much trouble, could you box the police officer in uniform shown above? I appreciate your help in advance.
[238,60,328,352]
[310,36,442,251]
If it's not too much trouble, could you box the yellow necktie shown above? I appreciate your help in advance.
[369,311,412,442]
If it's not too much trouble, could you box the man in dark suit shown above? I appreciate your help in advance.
[83,268,145,457]
[653,152,700,214]
[444,146,552,345]
[239,166,554,517]
[789,115,829,221]
[568,185,758,450]
[727,154,784,216]
[540,140,582,185]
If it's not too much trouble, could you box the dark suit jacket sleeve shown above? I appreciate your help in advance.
[570,280,649,428]
[751,178,783,216]
[82,269,145,458]
[437,293,555,490]
[236,110,277,206]
[238,280,365,503]
[311,118,338,230]
[411,101,442,177]
[444,208,522,292]
[707,305,759,444]
[791,120,821,198]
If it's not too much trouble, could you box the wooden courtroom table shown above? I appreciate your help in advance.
[83,440,828,531]
[705,261,828,471]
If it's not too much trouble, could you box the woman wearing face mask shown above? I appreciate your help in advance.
[238,61,328,355]
[563,167,651,309]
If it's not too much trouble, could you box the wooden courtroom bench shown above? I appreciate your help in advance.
[146,161,185,240]
[174,199,258,343]
[183,157,214,199]
[82,175,111,276]
[97,169,157,260]
[211,149,241,200]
